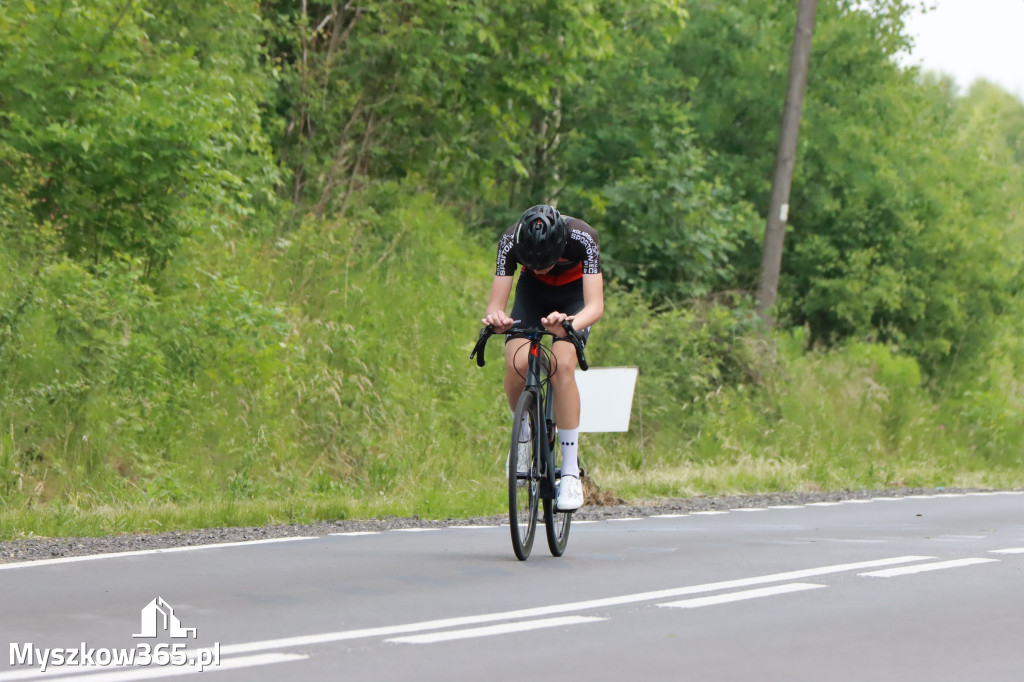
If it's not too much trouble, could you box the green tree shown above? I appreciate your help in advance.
[0,0,276,274]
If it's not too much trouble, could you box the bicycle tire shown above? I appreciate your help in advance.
[508,391,540,560]
[543,480,572,556]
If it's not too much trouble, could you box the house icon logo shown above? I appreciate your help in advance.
[133,597,197,639]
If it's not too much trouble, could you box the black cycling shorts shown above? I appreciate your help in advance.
[507,272,591,346]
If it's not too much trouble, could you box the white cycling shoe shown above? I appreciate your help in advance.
[556,475,584,511]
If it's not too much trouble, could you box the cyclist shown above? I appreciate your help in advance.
[481,204,604,511]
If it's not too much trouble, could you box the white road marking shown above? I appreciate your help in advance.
[691,511,728,516]
[448,525,501,530]
[990,548,1024,554]
[650,514,688,519]
[0,654,306,682]
[385,616,606,644]
[211,555,932,656]
[658,583,826,609]
[932,535,986,542]
[733,508,767,512]
[768,505,805,509]
[859,558,998,578]
[842,500,874,504]
[329,531,380,536]
[806,502,843,507]
[0,538,317,572]
[391,528,435,533]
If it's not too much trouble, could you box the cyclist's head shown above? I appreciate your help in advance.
[513,204,568,272]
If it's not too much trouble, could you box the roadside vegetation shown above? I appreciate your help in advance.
[2,0,1023,539]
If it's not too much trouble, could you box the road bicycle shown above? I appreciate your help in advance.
[471,319,588,560]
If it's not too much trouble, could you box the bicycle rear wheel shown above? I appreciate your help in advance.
[508,391,540,560]
[543,480,572,556]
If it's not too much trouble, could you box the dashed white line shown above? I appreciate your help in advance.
[989,548,1024,555]
[658,583,827,609]
[859,558,998,578]
[385,616,606,644]
[211,555,931,656]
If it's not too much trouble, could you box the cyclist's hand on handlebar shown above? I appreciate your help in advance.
[482,310,514,333]
[541,312,572,337]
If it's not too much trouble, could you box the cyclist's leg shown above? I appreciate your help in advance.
[549,339,581,476]
[504,273,547,411]
[549,283,589,510]
[503,337,530,411]
[548,279,590,436]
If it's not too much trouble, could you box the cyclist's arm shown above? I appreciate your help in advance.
[482,275,515,330]
[541,273,604,335]
[572,273,604,330]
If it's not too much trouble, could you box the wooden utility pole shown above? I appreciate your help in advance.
[757,0,818,324]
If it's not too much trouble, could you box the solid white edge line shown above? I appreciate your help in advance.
[658,583,826,609]
[215,555,933,656]
[385,616,606,644]
[329,531,380,536]
[0,654,306,682]
[859,557,998,578]
[390,528,435,533]
[0,538,318,571]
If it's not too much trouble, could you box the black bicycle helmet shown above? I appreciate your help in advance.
[513,204,568,271]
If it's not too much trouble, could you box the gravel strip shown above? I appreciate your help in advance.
[0,487,1008,564]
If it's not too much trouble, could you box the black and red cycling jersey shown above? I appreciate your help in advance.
[495,216,601,286]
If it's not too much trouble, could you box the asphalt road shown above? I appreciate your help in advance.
[2,491,1022,681]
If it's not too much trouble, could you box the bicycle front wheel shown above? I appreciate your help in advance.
[508,390,540,560]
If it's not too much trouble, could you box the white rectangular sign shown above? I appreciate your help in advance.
[575,367,638,433]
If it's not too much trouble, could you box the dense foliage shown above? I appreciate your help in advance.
[1,0,1023,534]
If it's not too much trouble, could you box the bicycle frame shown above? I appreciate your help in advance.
[517,331,559,500]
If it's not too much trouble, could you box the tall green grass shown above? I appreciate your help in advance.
[2,186,1023,539]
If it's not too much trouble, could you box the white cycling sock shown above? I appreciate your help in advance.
[511,409,531,442]
[558,427,580,478]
